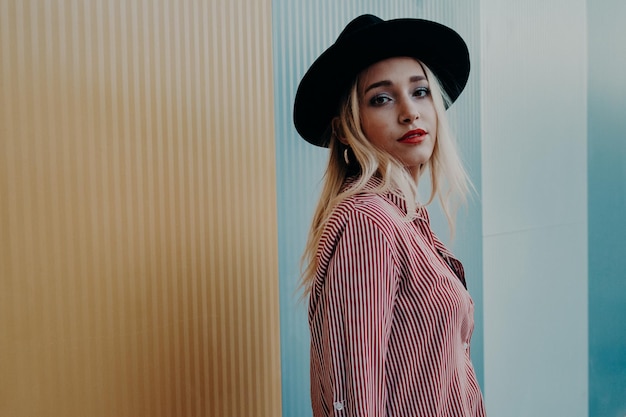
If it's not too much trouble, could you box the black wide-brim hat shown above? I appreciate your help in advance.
[293,14,470,147]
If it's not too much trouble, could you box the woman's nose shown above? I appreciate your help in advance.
[399,100,420,124]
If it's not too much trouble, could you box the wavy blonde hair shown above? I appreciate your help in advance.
[300,61,472,296]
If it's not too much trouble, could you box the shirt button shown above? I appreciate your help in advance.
[334,401,344,411]
[463,342,469,350]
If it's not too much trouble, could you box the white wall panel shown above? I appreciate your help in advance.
[481,3,587,236]
[484,225,587,415]
[480,1,588,416]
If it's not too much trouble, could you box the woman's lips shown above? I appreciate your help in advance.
[398,129,427,143]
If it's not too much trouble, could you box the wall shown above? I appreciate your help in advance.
[3,2,623,416]
[273,1,484,416]
[587,0,626,415]
[0,1,282,416]
[480,1,589,416]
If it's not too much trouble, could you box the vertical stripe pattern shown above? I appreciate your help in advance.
[0,1,281,416]
[308,178,485,416]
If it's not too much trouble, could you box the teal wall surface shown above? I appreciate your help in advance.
[272,1,483,416]
[588,1,626,415]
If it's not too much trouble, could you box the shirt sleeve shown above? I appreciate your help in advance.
[321,211,398,416]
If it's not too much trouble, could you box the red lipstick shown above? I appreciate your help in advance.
[398,129,427,144]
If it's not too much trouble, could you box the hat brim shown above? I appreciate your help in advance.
[293,18,470,147]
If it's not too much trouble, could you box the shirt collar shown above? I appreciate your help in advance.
[342,175,429,222]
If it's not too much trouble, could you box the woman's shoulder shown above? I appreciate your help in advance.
[324,190,403,235]
[334,188,389,212]
[317,191,401,261]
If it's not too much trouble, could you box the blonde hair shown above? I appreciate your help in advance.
[300,61,472,296]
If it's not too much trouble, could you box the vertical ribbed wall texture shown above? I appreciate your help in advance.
[0,1,281,416]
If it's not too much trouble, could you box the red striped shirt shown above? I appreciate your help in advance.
[308,178,486,416]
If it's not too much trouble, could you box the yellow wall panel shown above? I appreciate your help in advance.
[0,1,281,416]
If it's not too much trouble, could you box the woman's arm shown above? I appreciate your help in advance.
[319,210,398,416]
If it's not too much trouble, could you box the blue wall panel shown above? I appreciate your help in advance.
[588,1,626,415]
[272,1,483,415]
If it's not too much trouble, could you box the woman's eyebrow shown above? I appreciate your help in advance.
[410,75,427,83]
[363,80,392,93]
[363,75,428,93]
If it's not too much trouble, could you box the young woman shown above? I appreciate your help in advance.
[293,14,486,417]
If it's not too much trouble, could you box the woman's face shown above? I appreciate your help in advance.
[357,57,437,176]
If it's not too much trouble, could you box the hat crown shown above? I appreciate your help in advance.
[336,14,383,43]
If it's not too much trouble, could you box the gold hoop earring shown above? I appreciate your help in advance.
[343,148,350,165]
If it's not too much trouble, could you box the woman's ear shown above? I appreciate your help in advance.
[331,117,349,145]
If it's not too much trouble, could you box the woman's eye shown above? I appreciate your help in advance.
[369,94,391,106]
[414,87,430,98]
